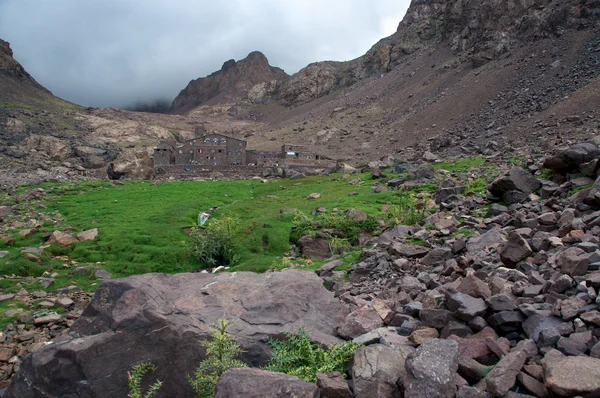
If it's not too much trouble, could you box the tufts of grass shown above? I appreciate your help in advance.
[432,157,486,172]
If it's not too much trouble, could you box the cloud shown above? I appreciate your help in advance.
[0,0,410,108]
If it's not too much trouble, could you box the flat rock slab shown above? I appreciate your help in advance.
[545,356,600,397]
[5,270,348,398]
[214,368,319,398]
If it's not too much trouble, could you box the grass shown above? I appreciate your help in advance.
[432,157,486,172]
[0,173,413,277]
[1,102,35,111]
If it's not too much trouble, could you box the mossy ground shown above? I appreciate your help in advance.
[0,157,489,292]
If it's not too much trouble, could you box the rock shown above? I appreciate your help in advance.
[485,294,517,312]
[297,235,331,259]
[522,315,563,344]
[487,311,526,333]
[447,293,488,321]
[33,313,62,325]
[307,192,321,199]
[466,229,505,255]
[352,344,408,398]
[489,167,541,198]
[499,233,533,267]
[409,327,440,345]
[543,143,600,172]
[56,298,74,308]
[517,372,548,398]
[5,271,348,398]
[390,243,429,258]
[485,350,526,397]
[457,275,492,299]
[77,228,98,242]
[337,307,384,339]
[315,260,343,277]
[404,339,459,398]
[557,247,590,276]
[544,356,600,397]
[316,372,353,398]
[214,368,319,398]
[421,248,453,266]
[47,231,77,246]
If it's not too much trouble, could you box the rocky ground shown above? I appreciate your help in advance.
[1,138,600,397]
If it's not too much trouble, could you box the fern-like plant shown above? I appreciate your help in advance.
[265,328,361,383]
[127,362,162,398]
[188,318,248,398]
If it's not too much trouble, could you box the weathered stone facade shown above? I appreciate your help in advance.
[154,133,333,177]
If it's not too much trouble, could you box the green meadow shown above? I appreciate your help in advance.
[0,157,492,293]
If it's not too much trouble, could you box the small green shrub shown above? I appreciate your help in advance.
[538,168,554,180]
[465,177,488,195]
[387,191,427,226]
[188,318,247,398]
[265,328,361,383]
[127,362,162,398]
[188,217,241,268]
[290,211,314,243]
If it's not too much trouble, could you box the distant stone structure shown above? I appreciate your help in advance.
[153,132,334,177]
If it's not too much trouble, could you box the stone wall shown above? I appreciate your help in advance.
[155,164,269,179]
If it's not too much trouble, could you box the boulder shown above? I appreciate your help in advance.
[316,372,353,398]
[404,339,459,398]
[214,368,319,398]
[485,350,526,397]
[77,228,98,242]
[544,356,600,397]
[488,167,541,198]
[5,271,348,398]
[47,230,77,246]
[499,233,532,267]
[337,307,384,340]
[543,143,600,172]
[352,344,409,398]
[297,235,331,259]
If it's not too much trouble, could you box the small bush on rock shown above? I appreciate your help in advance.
[127,362,162,398]
[188,217,240,268]
[265,328,361,383]
[188,318,247,398]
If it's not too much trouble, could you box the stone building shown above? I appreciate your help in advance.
[154,133,246,167]
[153,132,334,177]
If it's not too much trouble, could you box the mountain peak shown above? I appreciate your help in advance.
[171,51,288,114]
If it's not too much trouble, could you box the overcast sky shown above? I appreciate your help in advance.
[0,0,410,108]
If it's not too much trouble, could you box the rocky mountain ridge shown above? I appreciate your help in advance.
[170,0,600,112]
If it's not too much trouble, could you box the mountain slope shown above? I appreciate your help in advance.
[170,51,289,114]
[170,0,600,162]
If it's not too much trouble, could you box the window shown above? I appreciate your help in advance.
[189,150,193,154]
[228,151,232,156]
[221,138,226,143]
[204,138,210,143]
[237,151,241,155]
[197,149,201,153]
[218,149,222,153]
[211,149,215,153]
[179,150,182,154]
[239,142,243,147]
[214,138,219,143]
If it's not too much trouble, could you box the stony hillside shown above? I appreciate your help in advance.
[1,0,599,184]
[169,0,600,163]
[170,51,289,113]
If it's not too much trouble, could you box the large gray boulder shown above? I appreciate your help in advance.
[404,339,459,398]
[214,368,320,398]
[488,167,541,200]
[6,271,348,398]
[352,344,410,398]
[543,143,600,172]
